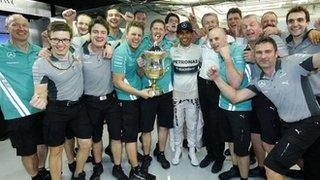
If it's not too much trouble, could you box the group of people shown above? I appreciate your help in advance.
[0,3,320,180]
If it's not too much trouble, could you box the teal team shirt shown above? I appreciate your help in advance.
[0,42,42,120]
[218,43,252,111]
[108,30,123,43]
[138,35,173,94]
[112,41,143,100]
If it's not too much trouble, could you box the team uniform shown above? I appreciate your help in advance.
[74,39,122,143]
[0,42,44,156]
[138,35,174,133]
[171,43,203,150]
[198,35,235,163]
[32,51,91,147]
[111,41,144,142]
[285,31,320,179]
[240,35,288,144]
[218,43,252,157]
[247,55,320,179]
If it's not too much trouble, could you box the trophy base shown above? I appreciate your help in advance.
[149,86,162,97]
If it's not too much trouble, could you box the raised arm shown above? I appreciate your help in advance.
[219,45,244,89]
[207,67,256,103]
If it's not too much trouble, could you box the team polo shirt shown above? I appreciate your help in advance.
[247,54,320,123]
[0,42,42,120]
[171,43,202,94]
[79,42,114,96]
[138,35,173,94]
[33,52,83,101]
[164,35,178,47]
[286,31,320,96]
[218,43,252,111]
[111,41,143,100]
[108,30,123,43]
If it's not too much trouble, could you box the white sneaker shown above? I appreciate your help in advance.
[172,147,182,165]
[188,147,199,166]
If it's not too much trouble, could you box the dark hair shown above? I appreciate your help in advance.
[106,6,122,17]
[126,21,145,34]
[165,13,180,24]
[255,36,278,52]
[134,10,147,17]
[88,16,109,35]
[47,21,72,38]
[150,19,165,31]
[227,8,242,19]
[76,13,92,22]
[286,6,310,23]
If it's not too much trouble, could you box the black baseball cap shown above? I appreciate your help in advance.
[177,21,193,34]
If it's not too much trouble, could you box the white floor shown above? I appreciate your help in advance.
[0,125,296,180]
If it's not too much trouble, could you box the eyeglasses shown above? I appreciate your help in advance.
[50,38,71,44]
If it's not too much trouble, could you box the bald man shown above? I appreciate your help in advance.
[0,14,50,180]
[208,28,252,180]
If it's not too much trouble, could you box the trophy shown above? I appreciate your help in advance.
[142,47,166,95]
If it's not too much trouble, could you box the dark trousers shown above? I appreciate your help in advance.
[304,96,320,180]
[198,76,225,161]
[0,109,8,140]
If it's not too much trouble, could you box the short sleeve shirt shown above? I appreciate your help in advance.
[218,43,252,111]
[111,41,143,100]
[248,54,320,122]
[0,42,41,120]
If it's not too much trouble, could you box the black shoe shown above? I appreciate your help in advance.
[137,152,144,162]
[285,169,304,179]
[38,167,51,180]
[104,145,114,162]
[157,152,170,169]
[183,139,188,149]
[72,171,86,180]
[31,173,42,180]
[249,166,266,179]
[68,161,76,174]
[153,143,159,156]
[129,167,156,180]
[90,163,103,180]
[112,165,129,180]
[218,166,240,180]
[199,154,214,168]
[224,149,230,156]
[211,159,224,173]
[86,155,94,163]
[141,155,152,173]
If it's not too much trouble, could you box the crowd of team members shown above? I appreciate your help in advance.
[0,4,320,180]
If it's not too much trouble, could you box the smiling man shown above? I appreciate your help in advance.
[0,13,50,180]
[208,36,320,180]
[31,21,92,180]
[171,21,203,166]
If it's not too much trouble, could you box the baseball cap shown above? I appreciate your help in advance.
[177,21,193,34]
